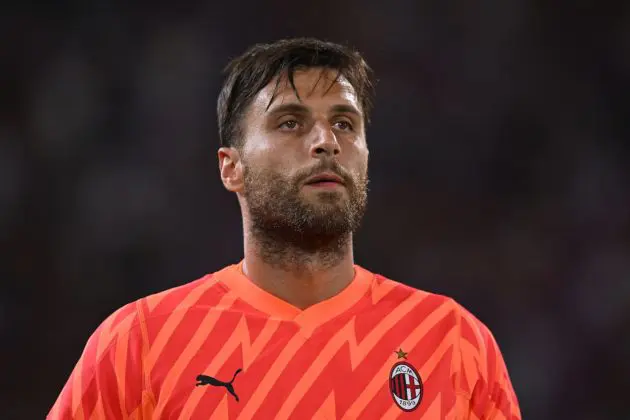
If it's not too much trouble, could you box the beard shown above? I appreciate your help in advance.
[242,159,368,268]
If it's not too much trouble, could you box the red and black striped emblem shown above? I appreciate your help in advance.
[389,361,423,412]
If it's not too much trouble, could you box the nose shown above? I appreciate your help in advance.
[310,122,340,158]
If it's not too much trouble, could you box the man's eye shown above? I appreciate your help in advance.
[279,120,299,130]
[334,120,353,131]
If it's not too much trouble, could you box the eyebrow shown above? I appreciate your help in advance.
[267,103,310,117]
[266,103,363,118]
[330,104,363,118]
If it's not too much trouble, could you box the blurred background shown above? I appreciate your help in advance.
[2,1,629,419]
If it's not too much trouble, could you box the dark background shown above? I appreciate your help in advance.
[2,2,629,419]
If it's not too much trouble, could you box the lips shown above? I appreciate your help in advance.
[305,172,345,185]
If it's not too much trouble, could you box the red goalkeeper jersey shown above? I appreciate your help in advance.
[49,263,521,419]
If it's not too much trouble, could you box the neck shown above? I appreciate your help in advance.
[241,227,356,310]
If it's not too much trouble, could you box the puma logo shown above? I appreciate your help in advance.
[195,368,243,402]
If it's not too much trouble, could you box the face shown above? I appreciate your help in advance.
[219,67,369,248]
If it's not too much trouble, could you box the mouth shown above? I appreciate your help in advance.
[304,172,345,187]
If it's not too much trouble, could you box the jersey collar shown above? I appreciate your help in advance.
[215,261,373,334]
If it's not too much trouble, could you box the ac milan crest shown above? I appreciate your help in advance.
[389,356,423,412]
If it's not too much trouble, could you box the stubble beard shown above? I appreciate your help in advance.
[242,163,368,270]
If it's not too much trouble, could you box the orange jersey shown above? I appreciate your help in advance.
[49,263,521,419]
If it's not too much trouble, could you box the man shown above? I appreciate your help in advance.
[49,38,521,419]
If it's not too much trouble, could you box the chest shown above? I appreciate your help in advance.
[148,316,464,419]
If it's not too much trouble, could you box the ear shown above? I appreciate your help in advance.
[218,147,244,193]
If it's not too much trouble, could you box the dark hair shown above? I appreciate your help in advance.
[217,37,375,148]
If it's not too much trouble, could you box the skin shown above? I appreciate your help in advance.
[218,67,369,310]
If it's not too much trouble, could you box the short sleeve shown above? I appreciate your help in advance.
[458,307,521,420]
[47,301,153,419]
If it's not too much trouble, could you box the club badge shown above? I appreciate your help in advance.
[389,348,423,412]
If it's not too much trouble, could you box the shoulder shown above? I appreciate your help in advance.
[137,266,235,323]
[361,266,494,340]
[98,266,232,338]
[363,266,463,314]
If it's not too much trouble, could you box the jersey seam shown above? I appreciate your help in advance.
[454,300,472,400]
[136,299,157,413]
